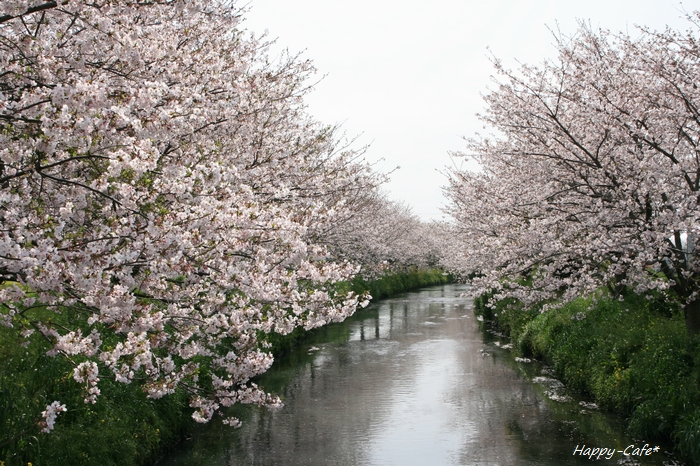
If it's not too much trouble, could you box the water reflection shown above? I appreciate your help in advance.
[159,284,681,466]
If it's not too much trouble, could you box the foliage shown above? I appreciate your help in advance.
[473,289,538,337]
[674,407,700,464]
[444,16,700,336]
[0,311,193,466]
[347,267,450,301]
[324,192,445,279]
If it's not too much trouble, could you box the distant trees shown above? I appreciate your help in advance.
[445,15,700,336]
[324,191,443,278]
[0,0,386,429]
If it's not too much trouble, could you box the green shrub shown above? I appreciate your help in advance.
[674,408,700,463]
[0,309,193,466]
[349,267,450,302]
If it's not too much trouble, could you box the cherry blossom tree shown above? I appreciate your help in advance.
[323,191,442,278]
[0,0,381,429]
[445,16,700,336]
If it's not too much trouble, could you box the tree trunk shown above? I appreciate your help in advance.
[685,298,700,338]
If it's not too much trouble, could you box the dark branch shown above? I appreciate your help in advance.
[0,2,63,25]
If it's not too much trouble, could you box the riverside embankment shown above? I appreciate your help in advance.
[474,290,699,465]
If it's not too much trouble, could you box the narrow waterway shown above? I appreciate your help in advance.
[158,284,681,466]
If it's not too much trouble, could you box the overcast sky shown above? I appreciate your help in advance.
[242,1,692,221]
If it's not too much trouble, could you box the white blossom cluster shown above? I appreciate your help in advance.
[39,401,67,434]
[0,1,387,429]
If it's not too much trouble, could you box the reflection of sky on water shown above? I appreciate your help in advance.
[160,284,680,466]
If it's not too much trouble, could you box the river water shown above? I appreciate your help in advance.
[158,284,682,466]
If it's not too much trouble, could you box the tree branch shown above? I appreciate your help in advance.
[0,2,65,25]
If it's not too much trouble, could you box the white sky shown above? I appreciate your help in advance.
[241,1,693,221]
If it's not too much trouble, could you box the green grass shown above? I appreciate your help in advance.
[476,290,700,465]
[0,315,194,466]
[347,267,451,301]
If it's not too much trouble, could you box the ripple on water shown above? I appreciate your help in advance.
[361,339,400,357]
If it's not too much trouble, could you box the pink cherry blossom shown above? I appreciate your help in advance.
[444,17,700,336]
[39,401,67,434]
[0,0,402,429]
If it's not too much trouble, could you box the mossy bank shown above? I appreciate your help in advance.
[475,290,700,464]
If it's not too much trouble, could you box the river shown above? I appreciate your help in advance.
[157,284,682,466]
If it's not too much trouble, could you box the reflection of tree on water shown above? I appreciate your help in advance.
[223,332,411,464]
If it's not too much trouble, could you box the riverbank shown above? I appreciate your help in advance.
[0,268,450,466]
[474,290,700,464]
[0,319,195,466]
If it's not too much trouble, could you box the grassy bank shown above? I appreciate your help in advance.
[0,321,194,466]
[347,267,451,301]
[0,268,449,466]
[475,290,700,464]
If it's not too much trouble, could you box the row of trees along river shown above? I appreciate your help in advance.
[1,1,700,465]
